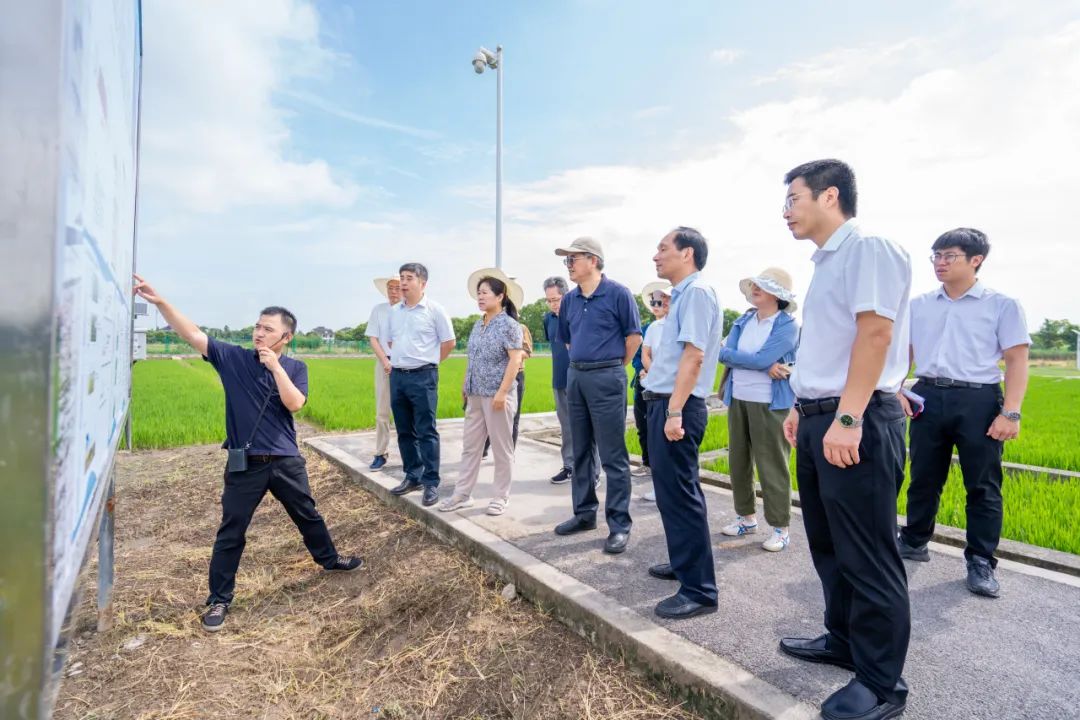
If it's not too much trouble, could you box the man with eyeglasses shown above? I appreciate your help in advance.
[777,160,912,720]
[897,228,1030,598]
[552,237,642,554]
[542,276,600,486]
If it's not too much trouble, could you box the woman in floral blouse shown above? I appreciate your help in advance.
[438,269,525,516]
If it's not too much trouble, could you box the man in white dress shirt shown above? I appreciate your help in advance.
[385,262,456,507]
[777,159,912,720]
[366,277,402,470]
[897,228,1030,598]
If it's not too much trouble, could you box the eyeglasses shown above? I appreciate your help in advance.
[929,252,968,264]
[783,190,814,213]
[563,254,590,268]
[649,300,665,308]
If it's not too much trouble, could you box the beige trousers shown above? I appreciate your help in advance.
[455,388,517,502]
[374,361,392,456]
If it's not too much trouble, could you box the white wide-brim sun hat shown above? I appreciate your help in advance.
[467,267,524,309]
[373,277,398,300]
[640,281,673,308]
[738,267,798,313]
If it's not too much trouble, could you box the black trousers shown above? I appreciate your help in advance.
[632,374,650,466]
[901,382,1004,565]
[207,455,338,605]
[567,364,632,534]
[390,366,441,488]
[796,394,909,705]
[647,395,717,605]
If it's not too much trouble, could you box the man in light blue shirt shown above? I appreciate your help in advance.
[640,227,723,620]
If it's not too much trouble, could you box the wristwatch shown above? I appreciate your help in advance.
[1000,409,1022,422]
[835,412,863,429]
[666,408,682,418]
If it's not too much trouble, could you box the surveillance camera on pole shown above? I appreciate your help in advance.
[471,45,504,268]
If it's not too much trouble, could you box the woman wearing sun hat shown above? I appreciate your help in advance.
[438,268,525,516]
[719,267,800,551]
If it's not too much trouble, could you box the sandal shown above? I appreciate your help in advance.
[437,495,473,512]
[486,498,509,516]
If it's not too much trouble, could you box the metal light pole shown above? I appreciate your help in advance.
[473,45,503,268]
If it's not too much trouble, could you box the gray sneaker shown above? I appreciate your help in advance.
[201,602,228,632]
[896,533,930,562]
[966,556,1000,598]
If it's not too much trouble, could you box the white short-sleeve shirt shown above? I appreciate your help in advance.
[643,318,666,349]
[731,313,777,404]
[910,282,1030,384]
[365,302,392,351]
[790,220,912,399]
[387,296,456,369]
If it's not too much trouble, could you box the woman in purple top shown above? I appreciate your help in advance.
[438,270,524,516]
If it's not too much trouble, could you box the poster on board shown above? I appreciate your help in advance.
[49,0,141,650]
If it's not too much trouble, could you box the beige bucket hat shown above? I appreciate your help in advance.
[640,281,673,308]
[467,267,524,308]
[738,267,797,313]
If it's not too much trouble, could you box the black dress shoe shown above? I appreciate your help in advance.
[421,486,439,507]
[603,532,629,554]
[648,563,677,580]
[554,516,597,535]
[896,533,929,562]
[654,593,717,620]
[390,478,422,496]
[821,679,906,720]
[779,634,856,671]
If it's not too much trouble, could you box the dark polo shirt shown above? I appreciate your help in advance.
[558,275,642,364]
[203,337,308,456]
[543,311,571,390]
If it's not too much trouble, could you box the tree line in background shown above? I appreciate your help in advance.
[144,311,1079,356]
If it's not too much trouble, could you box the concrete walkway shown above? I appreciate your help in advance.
[308,415,1080,720]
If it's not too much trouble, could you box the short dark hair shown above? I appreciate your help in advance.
[399,262,429,282]
[778,299,790,311]
[671,226,708,270]
[932,227,990,272]
[784,159,857,218]
[259,306,297,335]
[477,276,519,321]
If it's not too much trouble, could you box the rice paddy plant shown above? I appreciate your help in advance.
[625,414,729,456]
[130,359,225,448]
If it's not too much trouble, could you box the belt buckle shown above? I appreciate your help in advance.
[933,377,953,388]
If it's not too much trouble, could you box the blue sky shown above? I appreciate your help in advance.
[138,0,1080,331]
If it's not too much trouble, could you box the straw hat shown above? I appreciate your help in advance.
[640,281,673,308]
[467,267,524,309]
[373,277,400,300]
[738,267,797,313]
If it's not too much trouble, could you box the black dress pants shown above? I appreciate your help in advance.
[632,374,650,467]
[901,382,1005,565]
[796,393,909,705]
[390,366,441,488]
[207,455,338,605]
[647,395,717,605]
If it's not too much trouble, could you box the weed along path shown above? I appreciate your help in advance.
[54,425,702,720]
[309,415,1080,720]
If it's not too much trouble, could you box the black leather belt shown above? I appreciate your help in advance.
[247,454,289,464]
[570,359,622,371]
[795,391,894,418]
[917,377,991,389]
[392,363,437,373]
[642,391,671,401]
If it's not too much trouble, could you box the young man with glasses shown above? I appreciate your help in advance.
[552,237,642,554]
[897,228,1030,598]
[132,276,362,633]
[777,160,912,720]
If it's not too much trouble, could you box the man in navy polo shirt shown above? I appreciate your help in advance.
[133,276,361,633]
[552,238,642,554]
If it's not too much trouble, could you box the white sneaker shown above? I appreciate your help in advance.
[641,490,656,502]
[437,495,473,512]
[762,528,790,552]
[631,465,650,477]
[721,516,758,536]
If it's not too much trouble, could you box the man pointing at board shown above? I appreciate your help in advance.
[133,275,362,633]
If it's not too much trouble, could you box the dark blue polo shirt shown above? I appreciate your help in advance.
[558,275,642,363]
[543,311,570,390]
[203,337,308,456]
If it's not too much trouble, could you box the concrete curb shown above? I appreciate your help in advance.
[307,437,818,720]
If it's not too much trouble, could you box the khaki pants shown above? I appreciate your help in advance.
[374,361,392,456]
[455,388,517,502]
[727,397,792,528]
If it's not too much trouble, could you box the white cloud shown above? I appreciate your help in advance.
[140,0,359,213]
[710,48,743,65]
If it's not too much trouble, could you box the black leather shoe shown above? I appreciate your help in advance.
[554,516,597,535]
[390,478,422,496]
[648,563,677,580]
[603,532,629,554]
[821,679,906,720]
[896,533,929,562]
[966,555,1000,598]
[421,486,439,507]
[550,467,571,484]
[654,593,717,620]
[779,634,856,671]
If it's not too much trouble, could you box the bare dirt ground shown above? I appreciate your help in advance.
[55,426,701,720]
